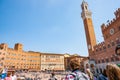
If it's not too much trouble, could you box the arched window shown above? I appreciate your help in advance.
[85,6,87,10]
[111,57,114,62]
[111,42,115,46]
[103,46,106,50]
[108,44,111,48]
[102,59,104,63]
[118,26,120,31]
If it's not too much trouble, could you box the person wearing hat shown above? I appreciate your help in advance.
[65,59,89,80]
[115,44,120,56]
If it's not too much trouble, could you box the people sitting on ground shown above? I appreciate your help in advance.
[49,73,57,80]
[65,59,89,80]
[106,63,120,80]
[97,69,108,80]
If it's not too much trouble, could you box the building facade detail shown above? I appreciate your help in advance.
[81,1,120,71]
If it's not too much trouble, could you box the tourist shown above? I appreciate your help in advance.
[49,73,57,80]
[86,68,94,80]
[5,72,12,80]
[11,71,17,80]
[97,69,108,80]
[106,63,120,80]
[65,59,89,80]
[0,67,7,80]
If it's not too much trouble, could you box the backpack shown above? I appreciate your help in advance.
[70,71,89,80]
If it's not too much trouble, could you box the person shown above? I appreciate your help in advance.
[106,63,120,80]
[49,73,57,80]
[11,71,17,80]
[97,69,108,80]
[115,43,120,55]
[65,59,89,80]
[86,68,94,80]
[5,72,12,80]
[0,67,7,80]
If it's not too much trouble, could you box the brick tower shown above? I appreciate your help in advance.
[81,0,96,56]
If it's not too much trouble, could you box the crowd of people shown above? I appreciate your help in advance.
[0,44,120,80]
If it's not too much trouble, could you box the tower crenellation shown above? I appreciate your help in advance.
[14,43,23,52]
[114,8,120,19]
[101,23,106,32]
[101,8,120,32]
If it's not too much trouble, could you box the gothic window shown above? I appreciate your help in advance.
[116,39,120,44]
[98,60,100,64]
[99,48,102,51]
[115,57,119,61]
[102,59,104,63]
[111,57,114,62]
[118,26,120,31]
[111,42,115,46]
[96,49,98,52]
[106,58,109,63]
[108,44,111,48]
[103,46,106,50]
[85,6,87,10]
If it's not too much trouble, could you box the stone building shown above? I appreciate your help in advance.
[40,53,64,71]
[0,44,7,69]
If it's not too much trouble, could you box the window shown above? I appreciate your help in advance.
[115,57,119,61]
[99,48,102,51]
[98,60,100,64]
[106,58,109,63]
[119,26,120,31]
[102,59,104,63]
[116,39,120,44]
[111,57,114,62]
[96,49,98,52]
[85,6,87,10]
[103,46,106,50]
[108,44,111,48]
[112,42,115,46]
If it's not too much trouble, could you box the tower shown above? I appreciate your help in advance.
[81,0,96,56]
[14,43,23,52]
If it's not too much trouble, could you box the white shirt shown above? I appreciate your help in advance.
[11,75,17,80]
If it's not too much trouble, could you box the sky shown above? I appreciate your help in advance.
[0,0,120,56]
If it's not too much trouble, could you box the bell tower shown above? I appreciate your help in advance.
[81,0,96,56]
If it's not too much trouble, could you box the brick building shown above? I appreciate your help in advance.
[81,0,120,71]
[0,43,41,71]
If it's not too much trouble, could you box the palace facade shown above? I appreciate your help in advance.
[0,43,86,71]
[41,53,64,71]
[81,0,120,71]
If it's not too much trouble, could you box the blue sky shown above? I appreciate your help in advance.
[0,0,120,56]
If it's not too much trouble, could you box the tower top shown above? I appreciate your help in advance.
[81,0,92,20]
[81,0,87,5]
